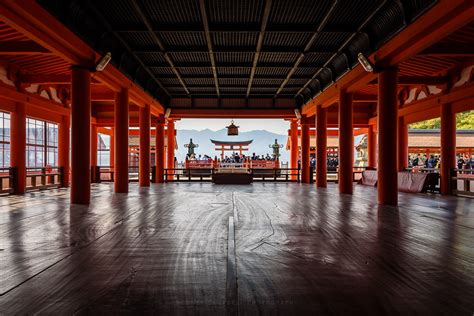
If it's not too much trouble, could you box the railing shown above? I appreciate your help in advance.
[312,166,370,183]
[94,166,114,182]
[0,167,14,194]
[451,168,474,197]
[251,168,300,182]
[164,167,301,182]
[26,166,62,191]
[165,168,214,182]
[94,166,156,183]
[404,167,439,173]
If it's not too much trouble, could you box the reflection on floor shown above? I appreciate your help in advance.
[0,183,473,314]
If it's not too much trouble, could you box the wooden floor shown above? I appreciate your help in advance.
[0,183,473,314]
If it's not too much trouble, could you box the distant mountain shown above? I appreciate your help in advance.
[175,129,289,163]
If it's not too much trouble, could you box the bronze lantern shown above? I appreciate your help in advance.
[226,120,239,136]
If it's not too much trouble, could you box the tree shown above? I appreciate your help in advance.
[409,110,474,130]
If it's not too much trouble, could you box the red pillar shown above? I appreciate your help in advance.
[58,114,70,187]
[378,67,398,205]
[71,66,91,204]
[139,104,151,187]
[290,120,298,180]
[114,88,129,193]
[338,90,353,194]
[440,103,456,195]
[398,117,408,171]
[155,118,165,183]
[90,124,98,183]
[10,102,26,194]
[367,125,376,168]
[301,118,310,183]
[167,119,175,180]
[316,105,327,187]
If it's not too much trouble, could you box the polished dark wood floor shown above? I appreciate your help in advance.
[0,183,473,314]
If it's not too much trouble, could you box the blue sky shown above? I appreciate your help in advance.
[175,119,290,135]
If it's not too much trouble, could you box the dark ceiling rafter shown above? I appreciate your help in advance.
[129,0,190,95]
[113,25,357,33]
[86,2,171,98]
[37,0,441,108]
[296,0,388,97]
[246,0,273,97]
[134,47,338,54]
[275,0,339,96]
[198,0,220,97]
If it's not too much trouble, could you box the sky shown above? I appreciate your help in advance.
[175,119,290,135]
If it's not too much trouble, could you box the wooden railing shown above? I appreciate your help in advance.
[93,166,156,183]
[163,167,300,182]
[311,166,370,183]
[251,168,300,182]
[451,168,474,197]
[0,167,14,194]
[26,166,62,191]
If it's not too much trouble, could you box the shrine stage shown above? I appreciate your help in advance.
[212,167,253,184]
[0,183,473,314]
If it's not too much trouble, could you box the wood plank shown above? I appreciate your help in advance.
[0,183,472,314]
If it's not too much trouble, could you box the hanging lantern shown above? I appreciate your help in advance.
[226,120,239,136]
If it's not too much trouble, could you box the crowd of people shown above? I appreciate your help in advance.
[409,154,473,170]
[409,154,441,168]
[187,154,212,161]
[457,155,473,170]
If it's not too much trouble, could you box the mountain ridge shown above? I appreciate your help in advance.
[175,129,289,163]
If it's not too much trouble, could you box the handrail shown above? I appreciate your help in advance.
[0,167,14,194]
[451,168,474,197]
[25,166,63,191]
[163,167,300,182]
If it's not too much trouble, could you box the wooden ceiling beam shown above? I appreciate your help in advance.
[302,0,474,117]
[169,108,295,119]
[419,43,474,57]
[369,76,448,85]
[0,40,51,55]
[20,73,101,84]
[0,0,165,114]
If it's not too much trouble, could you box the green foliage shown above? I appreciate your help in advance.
[409,110,474,130]
[456,111,474,129]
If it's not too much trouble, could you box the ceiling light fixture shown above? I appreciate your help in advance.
[95,52,112,72]
[294,109,302,120]
[164,108,171,119]
[357,53,374,73]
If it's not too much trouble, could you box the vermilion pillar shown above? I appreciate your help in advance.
[367,125,376,168]
[90,124,98,183]
[378,67,398,205]
[58,114,70,187]
[10,102,26,194]
[301,118,310,183]
[114,88,129,193]
[166,119,175,180]
[290,120,298,180]
[398,117,408,171]
[338,90,353,194]
[440,103,456,195]
[71,66,91,204]
[155,118,165,183]
[316,105,327,187]
[139,104,151,187]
